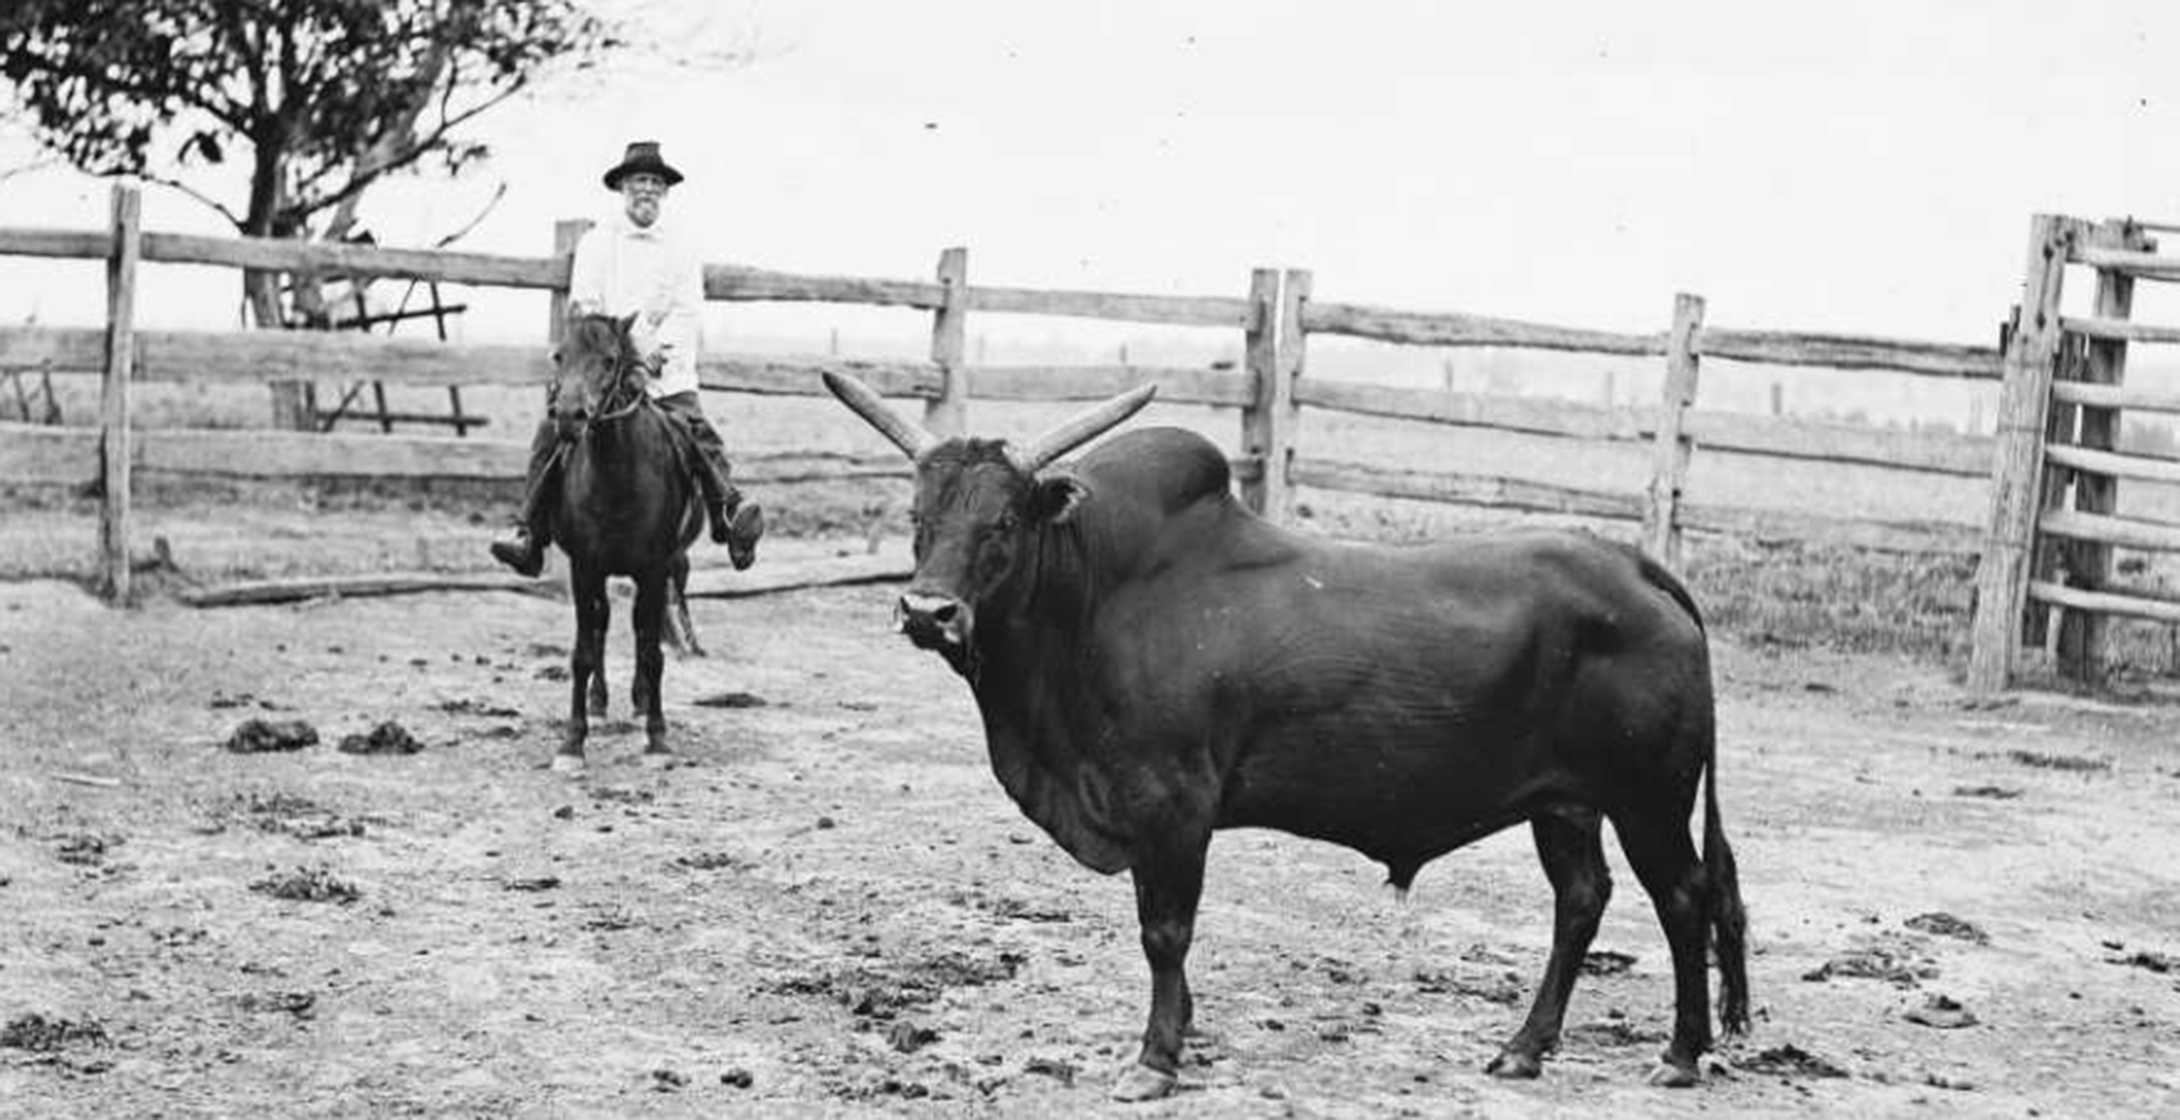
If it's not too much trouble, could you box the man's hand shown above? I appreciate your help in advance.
[643,347,669,378]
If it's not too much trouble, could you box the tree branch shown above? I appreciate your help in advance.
[432,180,507,247]
[280,77,528,224]
[140,171,243,227]
[211,0,270,120]
[0,157,56,186]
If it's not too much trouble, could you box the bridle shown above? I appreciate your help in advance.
[560,324,649,437]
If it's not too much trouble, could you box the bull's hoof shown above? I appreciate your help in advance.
[550,754,586,776]
[1647,1058,1701,1088]
[1109,1063,1178,1102]
[1485,1049,1544,1079]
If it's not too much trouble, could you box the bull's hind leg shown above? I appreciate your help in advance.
[631,572,670,759]
[1488,807,1610,1079]
[557,566,608,775]
[1612,809,1713,1087]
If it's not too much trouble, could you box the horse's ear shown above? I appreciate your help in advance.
[620,311,640,336]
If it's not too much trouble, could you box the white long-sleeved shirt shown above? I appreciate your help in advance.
[566,212,705,398]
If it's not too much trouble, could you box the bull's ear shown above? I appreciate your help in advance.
[1032,474,1091,525]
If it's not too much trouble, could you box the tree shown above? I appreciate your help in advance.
[2,1,633,324]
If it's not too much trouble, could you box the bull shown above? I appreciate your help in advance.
[822,371,1749,1100]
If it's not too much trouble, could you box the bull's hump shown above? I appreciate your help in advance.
[1074,427,1233,515]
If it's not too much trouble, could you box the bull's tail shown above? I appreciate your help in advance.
[1635,548,1706,633]
[1703,743,1750,1036]
[1632,539,1744,1031]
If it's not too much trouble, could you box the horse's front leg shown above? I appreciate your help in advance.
[587,585,611,717]
[632,571,670,759]
[557,566,608,774]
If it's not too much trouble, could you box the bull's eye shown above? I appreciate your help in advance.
[550,348,564,366]
[993,511,1019,534]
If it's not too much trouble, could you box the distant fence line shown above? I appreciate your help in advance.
[4,184,2015,633]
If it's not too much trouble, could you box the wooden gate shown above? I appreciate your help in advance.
[1969,214,2180,692]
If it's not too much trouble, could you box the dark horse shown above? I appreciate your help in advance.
[545,311,706,774]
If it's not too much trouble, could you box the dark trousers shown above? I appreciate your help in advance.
[515,391,739,540]
[654,390,739,513]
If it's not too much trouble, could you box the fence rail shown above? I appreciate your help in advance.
[1303,301,1665,356]
[2049,380,2180,416]
[2069,244,2180,281]
[1696,328,2001,379]
[4,183,2009,614]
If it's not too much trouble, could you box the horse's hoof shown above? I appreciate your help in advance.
[551,754,586,776]
[1647,1059,1701,1088]
[1485,1049,1543,1079]
[1109,1063,1177,1102]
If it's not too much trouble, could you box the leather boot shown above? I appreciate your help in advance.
[710,491,764,571]
[489,525,545,577]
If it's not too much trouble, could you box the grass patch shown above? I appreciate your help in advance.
[1681,539,1977,659]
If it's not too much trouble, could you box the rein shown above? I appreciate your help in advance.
[579,338,652,432]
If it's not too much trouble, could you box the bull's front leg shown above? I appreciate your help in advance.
[1113,827,1208,1102]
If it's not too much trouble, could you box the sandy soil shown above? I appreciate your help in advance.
[3,555,2179,1118]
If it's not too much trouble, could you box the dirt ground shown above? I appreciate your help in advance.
[4,541,2180,1118]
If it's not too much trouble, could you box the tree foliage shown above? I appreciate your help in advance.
[0,0,623,241]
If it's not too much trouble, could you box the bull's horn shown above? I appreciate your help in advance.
[822,371,941,461]
[1018,383,1158,470]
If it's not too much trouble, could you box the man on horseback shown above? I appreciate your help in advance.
[491,140,765,577]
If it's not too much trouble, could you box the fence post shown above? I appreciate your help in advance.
[548,218,593,343]
[2056,220,2151,683]
[926,247,969,437]
[99,182,142,604]
[1968,214,2076,694]
[1642,292,1703,566]
[2022,330,2081,653]
[1270,268,1311,524]
[1239,268,1290,517]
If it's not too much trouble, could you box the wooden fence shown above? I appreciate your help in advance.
[6,183,2005,635]
[1965,214,2180,692]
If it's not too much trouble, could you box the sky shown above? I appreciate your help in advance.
[4,0,2179,355]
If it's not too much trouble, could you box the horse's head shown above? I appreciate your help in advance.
[549,311,643,438]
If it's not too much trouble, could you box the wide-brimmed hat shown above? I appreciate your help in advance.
[602,141,684,190]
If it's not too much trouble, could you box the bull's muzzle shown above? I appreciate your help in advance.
[897,590,971,649]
